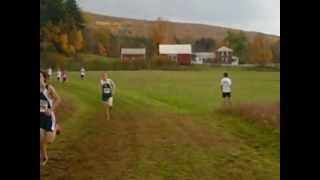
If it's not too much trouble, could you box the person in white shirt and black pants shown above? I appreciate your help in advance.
[220,72,232,106]
[80,67,85,80]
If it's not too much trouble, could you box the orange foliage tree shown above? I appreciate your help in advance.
[97,42,107,56]
[71,30,84,51]
[249,35,273,65]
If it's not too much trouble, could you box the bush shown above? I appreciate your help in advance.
[40,51,71,69]
[40,51,118,71]
[219,101,280,129]
[150,56,177,69]
[121,59,148,70]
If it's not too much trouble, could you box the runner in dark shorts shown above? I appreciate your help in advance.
[40,71,61,166]
[220,72,232,106]
[100,72,116,120]
[80,67,86,80]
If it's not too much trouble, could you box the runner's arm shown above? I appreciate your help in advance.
[112,80,116,95]
[48,85,61,112]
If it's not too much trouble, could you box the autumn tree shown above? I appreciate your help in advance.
[149,17,176,56]
[70,30,85,51]
[58,33,69,54]
[92,28,112,55]
[272,39,280,63]
[249,35,273,65]
[97,42,107,56]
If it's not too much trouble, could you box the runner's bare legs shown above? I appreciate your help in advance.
[40,130,56,166]
[105,103,111,120]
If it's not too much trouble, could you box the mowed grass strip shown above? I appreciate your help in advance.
[41,69,279,180]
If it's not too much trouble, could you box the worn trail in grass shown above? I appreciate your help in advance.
[40,70,279,180]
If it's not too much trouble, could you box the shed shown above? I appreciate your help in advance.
[121,48,146,60]
[231,56,239,65]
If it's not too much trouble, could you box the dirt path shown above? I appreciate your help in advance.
[42,108,277,180]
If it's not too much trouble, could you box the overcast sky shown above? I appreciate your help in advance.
[78,0,280,36]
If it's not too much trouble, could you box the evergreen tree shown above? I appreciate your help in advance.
[64,0,85,31]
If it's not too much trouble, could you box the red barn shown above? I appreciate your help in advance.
[159,44,192,65]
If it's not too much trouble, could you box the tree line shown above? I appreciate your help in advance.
[40,1,280,64]
[148,18,280,64]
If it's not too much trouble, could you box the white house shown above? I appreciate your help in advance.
[216,46,233,64]
[192,52,216,64]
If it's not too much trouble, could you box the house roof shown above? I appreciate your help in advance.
[121,48,146,55]
[159,44,192,54]
[217,46,233,52]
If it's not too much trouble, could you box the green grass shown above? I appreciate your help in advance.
[41,69,279,180]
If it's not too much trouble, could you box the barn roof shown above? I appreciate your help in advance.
[217,46,233,52]
[159,44,192,54]
[121,48,146,55]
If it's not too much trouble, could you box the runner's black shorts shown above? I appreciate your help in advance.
[40,113,55,132]
[222,92,231,98]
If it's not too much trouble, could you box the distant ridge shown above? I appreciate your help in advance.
[84,11,279,43]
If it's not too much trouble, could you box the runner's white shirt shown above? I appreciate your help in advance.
[100,79,113,86]
[80,68,85,75]
[47,68,52,76]
[57,71,62,78]
[101,79,114,94]
[220,77,232,93]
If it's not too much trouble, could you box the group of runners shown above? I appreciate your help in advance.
[40,69,231,166]
[40,68,116,166]
[47,66,87,83]
[47,67,69,83]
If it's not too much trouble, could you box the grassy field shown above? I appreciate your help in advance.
[40,69,280,180]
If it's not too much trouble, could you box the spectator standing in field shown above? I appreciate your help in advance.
[80,67,86,80]
[220,72,232,106]
[100,72,116,120]
[57,68,62,82]
[62,71,68,83]
[47,67,52,79]
[40,71,61,166]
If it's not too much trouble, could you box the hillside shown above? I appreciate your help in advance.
[84,11,279,43]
